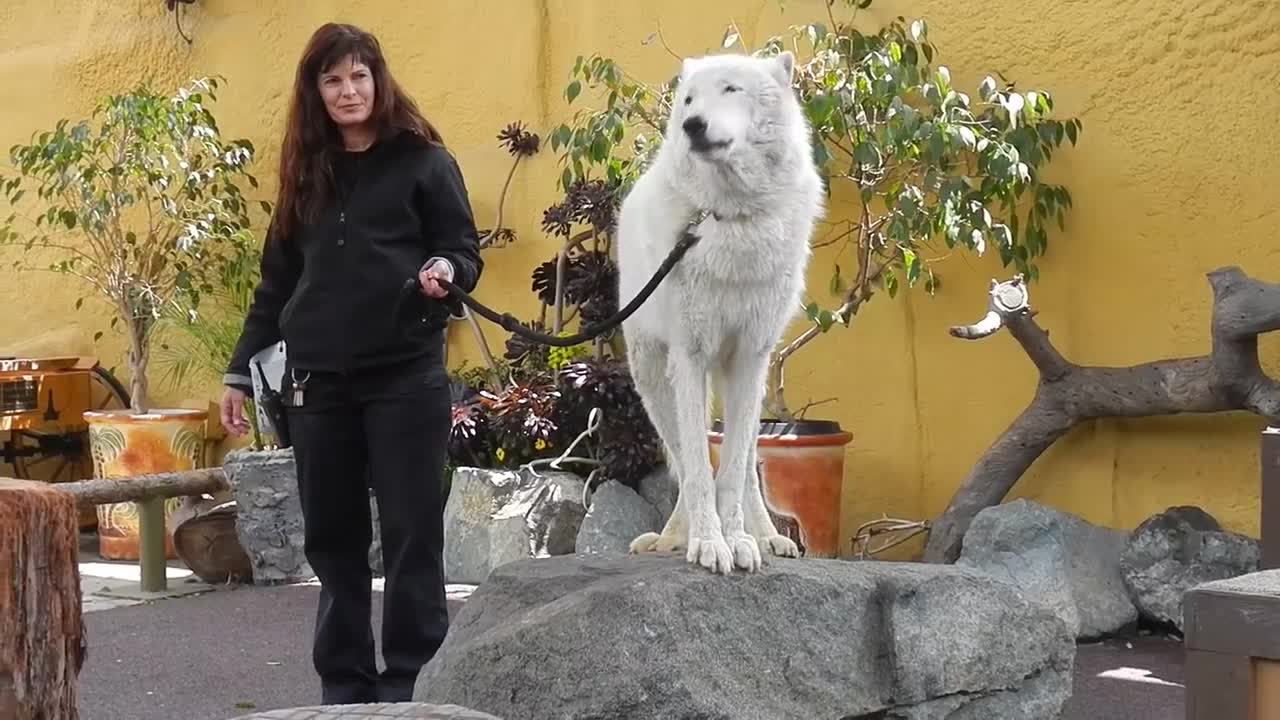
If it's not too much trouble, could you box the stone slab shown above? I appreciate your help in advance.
[226,703,500,719]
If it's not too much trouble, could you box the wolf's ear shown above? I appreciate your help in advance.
[770,50,795,85]
[681,56,700,79]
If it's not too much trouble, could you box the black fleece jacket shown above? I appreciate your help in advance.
[224,129,483,390]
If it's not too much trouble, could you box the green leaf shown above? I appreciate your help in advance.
[854,142,879,166]
[1065,120,1079,145]
[566,80,582,104]
[910,19,927,42]
[902,247,921,285]
[884,269,899,298]
[829,264,844,295]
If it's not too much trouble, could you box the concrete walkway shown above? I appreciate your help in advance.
[78,533,215,614]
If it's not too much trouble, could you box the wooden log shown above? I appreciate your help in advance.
[0,479,85,720]
[56,468,227,507]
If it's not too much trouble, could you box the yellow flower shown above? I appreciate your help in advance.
[495,447,506,462]
[534,438,547,450]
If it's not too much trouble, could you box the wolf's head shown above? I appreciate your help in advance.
[667,50,799,165]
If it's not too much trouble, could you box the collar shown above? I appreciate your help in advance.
[684,208,724,232]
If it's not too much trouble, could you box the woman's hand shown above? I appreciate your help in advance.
[418,258,453,299]
[221,386,250,437]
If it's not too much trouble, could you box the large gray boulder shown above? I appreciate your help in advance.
[574,480,662,556]
[414,554,1075,719]
[443,467,586,584]
[1120,505,1260,630]
[636,465,678,523]
[956,499,1138,640]
[224,447,384,584]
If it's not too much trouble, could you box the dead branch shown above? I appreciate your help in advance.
[922,266,1280,564]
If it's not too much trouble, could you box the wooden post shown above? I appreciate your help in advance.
[0,479,85,720]
[1263,428,1280,570]
[137,498,167,593]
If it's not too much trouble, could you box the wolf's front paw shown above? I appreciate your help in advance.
[687,531,735,574]
[726,532,762,572]
[755,533,800,558]
[629,530,685,554]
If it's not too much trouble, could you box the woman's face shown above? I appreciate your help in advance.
[318,54,375,129]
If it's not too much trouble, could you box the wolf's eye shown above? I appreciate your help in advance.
[723,84,741,94]
[684,94,693,106]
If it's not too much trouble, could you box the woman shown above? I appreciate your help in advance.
[220,22,482,704]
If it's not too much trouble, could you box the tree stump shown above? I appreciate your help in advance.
[0,479,85,720]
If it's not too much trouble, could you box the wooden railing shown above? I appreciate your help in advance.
[53,468,226,592]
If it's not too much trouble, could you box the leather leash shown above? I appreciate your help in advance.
[402,211,710,347]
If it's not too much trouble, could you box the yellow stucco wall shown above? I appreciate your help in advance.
[1,0,1277,553]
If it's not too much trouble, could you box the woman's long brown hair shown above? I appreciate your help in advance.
[270,22,443,242]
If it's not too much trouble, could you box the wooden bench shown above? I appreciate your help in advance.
[1182,428,1280,719]
[1184,569,1280,719]
[1262,428,1280,570]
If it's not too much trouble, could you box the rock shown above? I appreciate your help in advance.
[1120,505,1260,630]
[225,448,311,585]
[636,465,678,523]
[443,467,586,584]
[226,702,502,719]
[575,480,663,556]
[956,499,1138,640]
[224,447,385,585]
[413,554,1075,719]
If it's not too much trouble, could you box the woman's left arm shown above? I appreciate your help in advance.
[420,147,484,299]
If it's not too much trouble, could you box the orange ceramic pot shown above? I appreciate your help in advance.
[83,408,208,561]
[708,418,853,558]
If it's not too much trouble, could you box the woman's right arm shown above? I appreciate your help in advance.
[223,224,303,392]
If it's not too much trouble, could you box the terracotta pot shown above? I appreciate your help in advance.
[708,418,853,558]
[82,408,208,561]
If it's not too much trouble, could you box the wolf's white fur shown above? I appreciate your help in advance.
[616,51,825,573]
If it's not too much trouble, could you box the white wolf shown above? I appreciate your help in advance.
[616,50,825,574]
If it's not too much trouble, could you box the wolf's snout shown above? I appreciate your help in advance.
[682,115,708,140]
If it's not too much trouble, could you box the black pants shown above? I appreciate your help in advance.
[285,354,452,704]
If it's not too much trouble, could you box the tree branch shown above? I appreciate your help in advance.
[923,266,1280,564]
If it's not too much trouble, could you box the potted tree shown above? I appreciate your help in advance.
[537,0,1084,556]
[0,76,265,560]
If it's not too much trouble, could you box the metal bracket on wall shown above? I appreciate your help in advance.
[164,0,197,44]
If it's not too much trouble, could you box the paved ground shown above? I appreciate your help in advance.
[1065,634,1184,720]
[78,531,216,613]
[76,577,1187,720]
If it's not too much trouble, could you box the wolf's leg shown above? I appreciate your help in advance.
[743,432,800,558]
[625,339,689,554]
[714,344,769,571]
[668,347,733,574]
